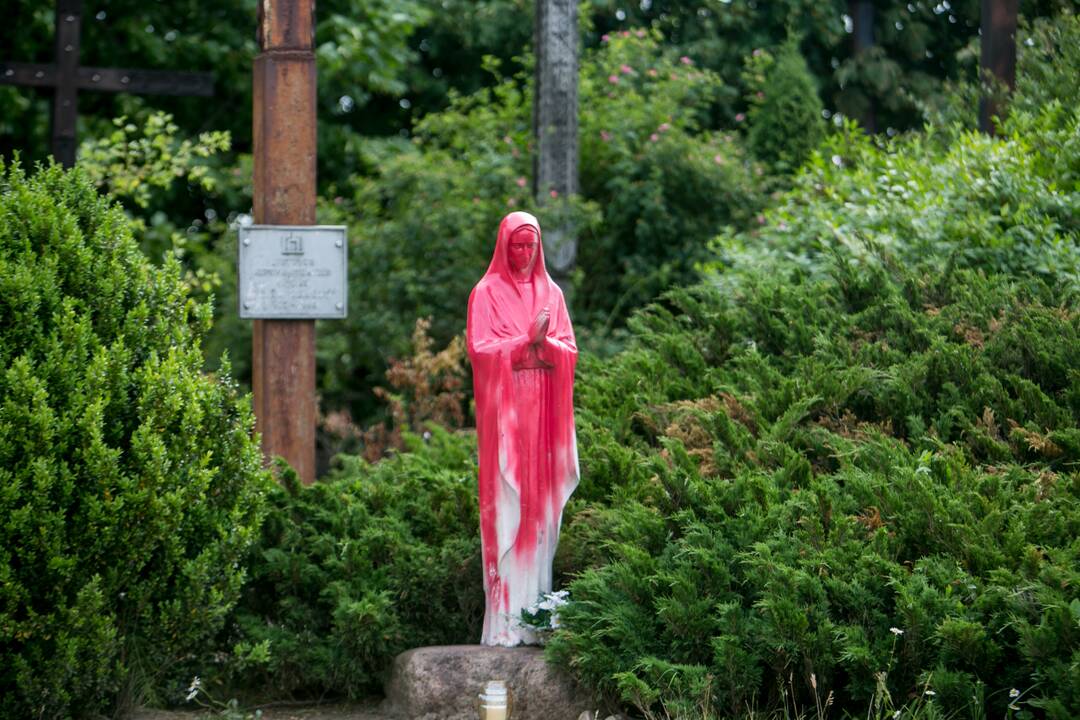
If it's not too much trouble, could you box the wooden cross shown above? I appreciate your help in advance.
[0,0,214,167]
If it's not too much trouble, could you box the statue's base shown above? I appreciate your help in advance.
[381,644,595,720]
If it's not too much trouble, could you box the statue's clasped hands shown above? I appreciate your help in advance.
[526,306,554,369]
[530,306,550,345]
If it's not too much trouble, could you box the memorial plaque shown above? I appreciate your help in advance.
[238,225,347,319]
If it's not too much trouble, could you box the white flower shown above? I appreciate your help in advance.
[924,689,936,697]
[1009,688,1020,699]
[538,590,571,611]
[185,676,202,702]
[892,712,901,719]
[890,627,904,636]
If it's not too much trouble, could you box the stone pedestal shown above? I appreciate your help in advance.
[382,645,595,720]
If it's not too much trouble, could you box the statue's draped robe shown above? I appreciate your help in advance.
[467,211,579,646]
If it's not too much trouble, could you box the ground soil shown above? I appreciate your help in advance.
[128,699,390,720]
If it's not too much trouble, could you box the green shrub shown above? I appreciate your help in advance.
[713,103,1080,295]
[745,37,825,172]
[575,30,765,327]
[548,259,1080,719]
[0,161,269,718]
[222,427,483,698]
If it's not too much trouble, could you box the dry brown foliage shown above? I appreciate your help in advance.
[1007,419,1064,458]
[319,317,468,463]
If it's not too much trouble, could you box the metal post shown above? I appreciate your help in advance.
[52,0,81,167]
[978,0,1019,135]
[252,0,318,484]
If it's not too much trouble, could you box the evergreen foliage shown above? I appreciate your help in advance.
[747,38,825,172]
[223,428,483,698]
[550,259,1080,719]
[0,162,269,718]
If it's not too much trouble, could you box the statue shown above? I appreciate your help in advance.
[467,211,579,646]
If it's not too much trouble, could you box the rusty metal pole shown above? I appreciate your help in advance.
[978,0,1019,135]
[252,0,318,483]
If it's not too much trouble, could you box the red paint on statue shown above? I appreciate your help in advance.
[467,211,579,646]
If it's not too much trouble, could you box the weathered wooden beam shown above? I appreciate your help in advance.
[533,0,579,280]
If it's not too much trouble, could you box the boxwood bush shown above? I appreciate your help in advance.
[0,161,270,718]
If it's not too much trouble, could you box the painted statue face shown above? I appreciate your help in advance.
[507,228,539,276]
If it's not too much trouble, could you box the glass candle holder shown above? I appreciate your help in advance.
[479,679,511,720]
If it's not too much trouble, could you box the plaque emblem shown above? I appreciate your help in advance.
[281,233,304,255]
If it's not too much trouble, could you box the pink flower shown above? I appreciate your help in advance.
[647,68,658,77]
[658,122,671,132]
[620,64,634,74]
[670,72,679,80]
[608,74,620,84]
[507,197,517,207]
[680,56,693,65]
[713,154,725,164]
[550,189,559,198]
[600,130,612,142]
[752,48,762,57]
[650,133,659,142]
[735,113,746,122]
[622,30,631,38]
[601,33,610,42]
[516,177,527,188]
[756,214,766,225]
[756,91,765,99]
[333,196,344,205]
[636,30,646,38]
